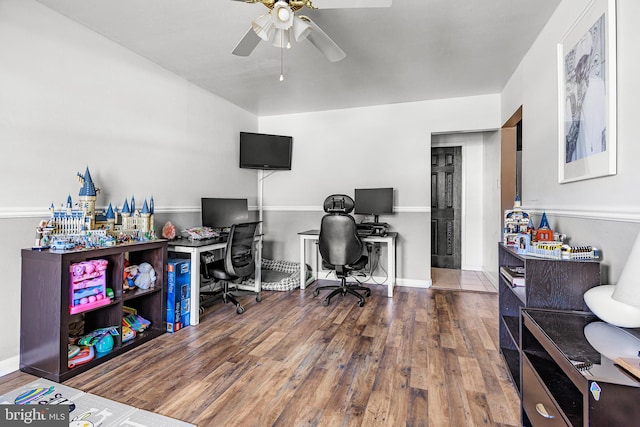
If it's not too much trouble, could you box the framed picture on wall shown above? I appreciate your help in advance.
[557,0,617,183]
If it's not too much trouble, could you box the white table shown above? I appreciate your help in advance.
[168,237,261,325]
[298,229,397,297]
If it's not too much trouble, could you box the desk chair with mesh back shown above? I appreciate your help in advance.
[201,221,262,314]
[313,194,371,307]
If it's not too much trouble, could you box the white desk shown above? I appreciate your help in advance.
[298,229,397,297]
[168,237,261,325]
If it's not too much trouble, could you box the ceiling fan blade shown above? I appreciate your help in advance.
[312,0,392,9]
[301,17,346,62]
[232,27,262,56]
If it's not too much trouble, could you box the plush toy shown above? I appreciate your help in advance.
[123,265,139,291]
[134,262,156,290]
[72,264,85,279]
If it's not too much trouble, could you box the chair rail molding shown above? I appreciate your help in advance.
[525,207,640,224]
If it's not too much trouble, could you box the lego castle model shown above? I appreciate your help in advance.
[42,167,155,245]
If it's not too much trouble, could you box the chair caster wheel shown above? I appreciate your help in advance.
[358,300,365,307]
[322,299,330,306]
[236,305,245,314]
[256,294,262,302]
[199,307,205,314]
[313,289,320,297]
[364,290,371,297]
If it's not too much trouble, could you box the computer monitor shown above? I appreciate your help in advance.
[201,198,249,229]
[354,187,394,224]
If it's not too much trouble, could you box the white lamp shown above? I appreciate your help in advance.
[584,232,640,328]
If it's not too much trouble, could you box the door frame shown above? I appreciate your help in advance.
[501,106,523,236]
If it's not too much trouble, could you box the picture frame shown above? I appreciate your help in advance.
[557,0,616,183]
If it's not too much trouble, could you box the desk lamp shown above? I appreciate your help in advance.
[584,232,640,328]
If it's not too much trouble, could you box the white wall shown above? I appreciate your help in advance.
[258,96,501,283]
[502,0,640,284]
[482,131,502,282]
[0,0,258,372]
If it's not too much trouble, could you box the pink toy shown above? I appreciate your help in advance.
[69,259,110,314]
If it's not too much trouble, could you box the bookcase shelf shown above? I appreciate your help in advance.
[20,240,167,382]
[497,243,600,425]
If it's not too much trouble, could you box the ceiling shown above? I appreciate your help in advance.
[35,0,560,116]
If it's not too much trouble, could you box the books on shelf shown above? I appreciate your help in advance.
[500,266,525,287]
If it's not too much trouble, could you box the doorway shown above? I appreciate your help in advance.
[501,107,523,220]
[431,146,462,269]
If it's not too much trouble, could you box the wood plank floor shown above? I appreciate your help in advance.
[0,282,521,426]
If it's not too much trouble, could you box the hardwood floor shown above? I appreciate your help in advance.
[0,281,521,426]
[431,267,498,293]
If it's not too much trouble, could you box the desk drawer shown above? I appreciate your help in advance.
[523,355,569,427]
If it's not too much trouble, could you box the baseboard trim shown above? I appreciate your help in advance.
[0,356,19,378]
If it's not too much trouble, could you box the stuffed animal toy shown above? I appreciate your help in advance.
[123,265,139,291]
[134,262,157,290]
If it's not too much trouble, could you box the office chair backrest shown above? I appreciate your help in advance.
[224,221,260,278]
[319,195,363,267]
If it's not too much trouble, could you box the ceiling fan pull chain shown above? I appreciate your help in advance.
[280,33,285,81]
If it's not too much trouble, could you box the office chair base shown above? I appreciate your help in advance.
[314,281,371,307]
[201,281,262,315]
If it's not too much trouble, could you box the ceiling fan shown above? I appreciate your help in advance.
[231,0,392,66]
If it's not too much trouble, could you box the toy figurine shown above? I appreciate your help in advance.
[503,194,530,246]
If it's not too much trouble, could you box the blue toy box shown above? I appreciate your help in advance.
[166,259,191,333]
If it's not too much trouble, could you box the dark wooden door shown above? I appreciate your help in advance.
[431,146,462,269]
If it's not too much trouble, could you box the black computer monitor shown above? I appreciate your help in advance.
[201,198,249,229]
[354,187,394,224]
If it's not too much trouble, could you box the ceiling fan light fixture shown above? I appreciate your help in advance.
[252,13,275,42]
[272,28,290,48]
[272,1,294,30]
[292,16,311,41]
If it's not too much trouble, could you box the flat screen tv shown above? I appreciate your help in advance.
[354,187,394,224]
[239,131,292,170]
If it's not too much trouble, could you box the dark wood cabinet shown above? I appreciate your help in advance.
[498,243,600,394]
[522,309,640,426]
[20,240,167,382]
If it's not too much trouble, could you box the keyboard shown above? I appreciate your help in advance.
[357,228,373,237]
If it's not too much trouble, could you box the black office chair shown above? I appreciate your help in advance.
[201,221,262,314]
[313,194,371,307]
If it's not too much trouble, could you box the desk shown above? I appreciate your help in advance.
[168,237,261,325]
[298,230,397,297]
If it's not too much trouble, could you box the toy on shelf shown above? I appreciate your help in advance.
[503,194,530,246]
[32,166,158,251]
[69,259,110,314]
[68,344,80,359]
[562,245,600,260]
[77,326,118,347]
[123,314,151,333]
[534,212,554,242]
[68,346,95,368]
[33,219,54,250]
[123,262,157,291]
[122,325,136,343]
